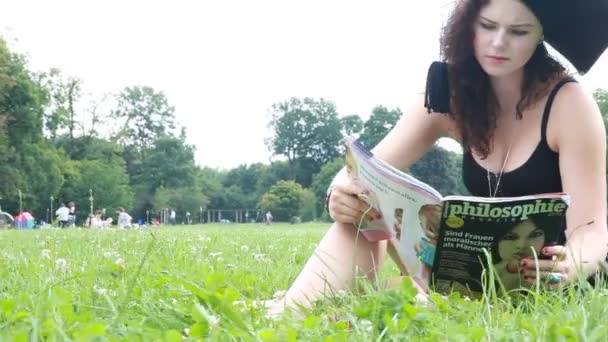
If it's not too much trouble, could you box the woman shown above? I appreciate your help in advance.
[281,0,608,310]
[491,216,547,290]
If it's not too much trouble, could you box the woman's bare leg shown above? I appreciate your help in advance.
[283,222,387,308]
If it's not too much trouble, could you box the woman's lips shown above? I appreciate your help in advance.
[486,55,509,64]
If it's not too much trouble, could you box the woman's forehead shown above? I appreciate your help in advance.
[479,0,540,26]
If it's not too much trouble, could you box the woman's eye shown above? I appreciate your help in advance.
[510,29,529,36]
[529,229,544,238]
[503,233,518,240]
[480,22,495,30]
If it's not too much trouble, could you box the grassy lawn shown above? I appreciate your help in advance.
[1,223,607,341]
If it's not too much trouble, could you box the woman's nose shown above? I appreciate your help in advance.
[491,29,508,50]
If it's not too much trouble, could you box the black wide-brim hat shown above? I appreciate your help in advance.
[526,0,608,75]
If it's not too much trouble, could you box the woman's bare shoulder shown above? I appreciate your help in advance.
[549,80,605,149]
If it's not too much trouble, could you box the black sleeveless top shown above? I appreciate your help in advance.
[462,78,576,244]
[462,77,575,198]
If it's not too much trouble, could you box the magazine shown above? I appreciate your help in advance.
[343,136,569,296]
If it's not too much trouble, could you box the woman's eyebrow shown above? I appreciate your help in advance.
[479,15,534,28]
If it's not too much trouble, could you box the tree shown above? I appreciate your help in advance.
[359,106,402,149]
[341,114,364,137]
[593,88,608,122]
[54,135,123,163]
[267,97,343,181]
[298,188,317,222]
[38,69,82,141]
[131,135,198,215]
[409,144,467,196]
[197,167,227,209]
[137,135,196,189]
[258,180,306,221]
[153,186,209,222]
[0,38,46,148]
[310,157,344,218]
[111,86,176,153]
[59,159,133,223]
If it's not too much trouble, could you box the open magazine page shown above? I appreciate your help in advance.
[345,138,443,286]
[431,195,569,297]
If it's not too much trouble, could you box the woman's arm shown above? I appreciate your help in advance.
[553,83,608,276]
[329,94,453,187]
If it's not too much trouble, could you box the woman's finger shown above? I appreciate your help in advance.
[524,259,570,274]
[541,245,568,260]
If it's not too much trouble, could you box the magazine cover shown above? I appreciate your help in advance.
[431,197,568,296]
[343,136,570,295]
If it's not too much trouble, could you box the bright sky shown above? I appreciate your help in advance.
[1,0,607,169]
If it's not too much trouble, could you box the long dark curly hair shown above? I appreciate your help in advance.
[440,0,568,158]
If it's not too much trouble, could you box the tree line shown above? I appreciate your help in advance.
[1,36,607,224]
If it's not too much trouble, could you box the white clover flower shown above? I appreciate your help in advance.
[104,251,120,259]
[183,328,190,337]
[55,258,68,272]
[209,252,223,258]
[172,298,178,305]
[241,245,249,252]
[41,249,51,259]
[208,315,220,327]
[253,253,269,263]
[93,285,108,295]
[115,258,125,267]
[359,319,373,333]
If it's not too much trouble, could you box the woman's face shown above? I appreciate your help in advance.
[498,219,545,262]
[473,0,543,77]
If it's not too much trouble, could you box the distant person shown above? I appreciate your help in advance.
[116,207,132,228]
[265,211,273,225]
[67,201,76,227]
[55,203,70,228]
[170,209,176,225]
[89,210,112,229]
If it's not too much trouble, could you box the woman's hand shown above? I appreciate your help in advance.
[520,245,577,287]
[327,181,381,226]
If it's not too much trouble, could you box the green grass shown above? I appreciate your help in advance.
[0,223,607,341]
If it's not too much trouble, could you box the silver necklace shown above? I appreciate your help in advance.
[486,145,512,198]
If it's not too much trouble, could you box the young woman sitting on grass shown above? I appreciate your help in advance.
[275,0,608,314]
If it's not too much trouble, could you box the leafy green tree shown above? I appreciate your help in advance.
[131,135,197,215]
[255,161,291,196]
[359,106,402,149]
[153,186,209,222]
[0,38,56,215]
[298,188,318,222]
[137,135,196,189]
[409,145,467,196]
[197,167,227,209]
[54,135,123,163]
[310,157,344,217]
[593,88,608,124]
[267,97,343,181]
[341,114,364,137]
[111,86,176,153]
[59,159,133,224]
[0,38,46,148]
[38,68,82,141]
[258,180,305,221]
[17,143,66,215]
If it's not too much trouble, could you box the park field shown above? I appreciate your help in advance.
[1,223,608,341]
